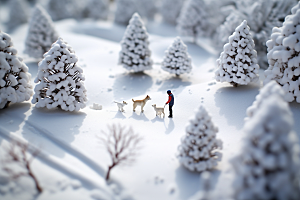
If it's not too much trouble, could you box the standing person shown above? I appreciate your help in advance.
[165,90,174,118]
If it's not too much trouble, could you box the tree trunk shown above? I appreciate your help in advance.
[106,165,114,181]
[3,101,10,109]
[26,162,42,193]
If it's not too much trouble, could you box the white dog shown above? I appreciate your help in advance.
[132,95,151,113]
[152,104,165,118]
[114,101,127,112]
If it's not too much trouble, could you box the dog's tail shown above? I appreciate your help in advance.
[132,99,135,102]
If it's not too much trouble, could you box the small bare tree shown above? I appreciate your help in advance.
[1,141,42,194]
[98,124,142,180]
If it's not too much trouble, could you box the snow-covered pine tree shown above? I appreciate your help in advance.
[177,105,222,172]
[0,30,33,109]
[161,37,192,76]
[84,0,109,20]
[114,0,137,25]
[215,20,259,87]
[176,0,209,42]
[32,38,87,111]
[7,0,28,30]
[232,95,300,200]
[24,5,59,59]
[264,2,300,103]
[160,0,185,25]
[136,0,157,21]
[47,0,81,21]
[118,13,153,72]
[246,80,285,121]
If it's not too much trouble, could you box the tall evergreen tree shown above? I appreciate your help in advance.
[233,95,300,200]
[215,20,259,87]
[32,38,87,111]
[178,105,222,172]
[162,37,192,76]
[84,0,109,20]
[160,0,185,25]
[0,30,33,109]
[7,0,28,30]
[264,2,300,102]
[114,0,137,25]
[176,0,209,42]
[119,13,153,72]
[24,5,58,59]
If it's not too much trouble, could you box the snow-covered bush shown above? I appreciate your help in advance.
[114,0,137,25]
[177,0,209,42]
[24,5,59,59]
[161,37,192,76]
[118,13,152,72]
[136,0,157,21]
[246,80,285,121]
[7,0,28,30]
[177,105,222,172]
[0,30,33,109]
[84,0,109,20]
[32,38,87,111]
[264,2,300,103]
[160,0,185,24]
[47,0,82,21]
[215,20,259,87]
[232,95,300,200]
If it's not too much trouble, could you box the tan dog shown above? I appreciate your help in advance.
[152,104,165,118]
[132,95,151,113]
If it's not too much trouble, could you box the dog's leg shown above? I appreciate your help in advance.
[163,111,165,118]
[133,104,136,112]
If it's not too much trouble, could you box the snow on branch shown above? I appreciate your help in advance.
[98,123,143,180]
[1,141,42,194]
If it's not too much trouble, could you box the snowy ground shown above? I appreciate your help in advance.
[1,17,300,200]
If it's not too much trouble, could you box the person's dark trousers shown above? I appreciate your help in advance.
[169,105,173,117]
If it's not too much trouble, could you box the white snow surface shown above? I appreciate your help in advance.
[0,16,300,200]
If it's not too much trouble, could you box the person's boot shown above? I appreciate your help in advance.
[168,115,173,118]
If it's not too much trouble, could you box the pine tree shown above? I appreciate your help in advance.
[246,81,285,121]
[32,38,87,112]
[119,13,153,72]
[177,105,222,172]
[264,2,300,103]
[24,5,59,59]
[162,37,192,76]
[232,95,300,200]
[0,30,33,109]
[136,0,157,21]
[47,0,81,21]
[160,0,185,25]
[176,0,209,42]
[7,0,28,30]
[114,0,137,25]
[215,20,260,87]
[84,0,109,20]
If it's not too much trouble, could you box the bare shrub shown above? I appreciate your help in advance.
[98,124,142,180]
[1,141,42,194]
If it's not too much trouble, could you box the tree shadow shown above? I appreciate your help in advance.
[21,107,87,158]
[175,165,221,200]
[129,112,149,122]
[158,76,191,95]
[214,84,260,130]
[0,102,31,145]
[113,72,153,100]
